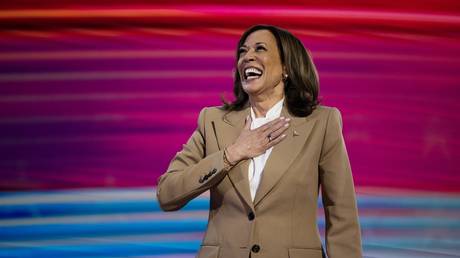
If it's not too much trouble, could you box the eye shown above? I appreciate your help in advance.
[238,48,247,55]
[256,45,267,51]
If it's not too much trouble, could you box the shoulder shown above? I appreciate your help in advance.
[201,105,227,116]
[197,105,227,120]
[309,105,343,131]
[195,105,228,127]
[309,105,341,120]
[313,105,344,135]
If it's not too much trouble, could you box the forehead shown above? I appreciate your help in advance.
[242,29,277,46]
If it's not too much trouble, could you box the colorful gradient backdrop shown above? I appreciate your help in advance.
[1,1,460,258]
[1,0,459,192]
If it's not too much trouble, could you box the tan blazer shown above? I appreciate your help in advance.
[156,103,362,258]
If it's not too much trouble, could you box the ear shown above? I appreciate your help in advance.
[282,66,288,81]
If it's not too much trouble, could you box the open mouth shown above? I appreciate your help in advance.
[243,67,263,81]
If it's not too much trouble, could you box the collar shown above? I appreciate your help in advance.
[250,98,285,121]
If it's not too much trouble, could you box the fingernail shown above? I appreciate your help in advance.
[282,134,286,137]
[280,116,285,120]
[285,123,289,127]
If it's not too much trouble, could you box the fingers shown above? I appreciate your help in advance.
[264,119,289,149]
[262,117,290,138]
[266,132,287,148]
[236,115,291,159]
[258,116,289,132]
[265,120,290,141]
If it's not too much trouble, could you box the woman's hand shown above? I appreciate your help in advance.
[226,116,290,164]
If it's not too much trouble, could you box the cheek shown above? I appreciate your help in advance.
[236,61,243,72]
[265,65,282,81]
[264,55,282,72]
[237,57,244,66]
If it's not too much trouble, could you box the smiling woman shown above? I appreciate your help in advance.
[236,30,285,107]
[225,25,320,118]
[156,24,362,258]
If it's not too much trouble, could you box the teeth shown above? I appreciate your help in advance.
[244,67,263,78]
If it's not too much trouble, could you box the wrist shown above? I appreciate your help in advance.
[226,144,242,165]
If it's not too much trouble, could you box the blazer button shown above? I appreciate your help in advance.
[251,244,260,253]
[248,212,255,221]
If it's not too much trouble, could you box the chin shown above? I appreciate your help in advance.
[242,80,264,95]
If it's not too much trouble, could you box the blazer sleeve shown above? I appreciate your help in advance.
[319,107,363,258]
[156,107,227,211]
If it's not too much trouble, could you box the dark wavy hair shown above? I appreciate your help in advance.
[222,24,320,117]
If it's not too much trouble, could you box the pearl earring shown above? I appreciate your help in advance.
[283,73,288,81]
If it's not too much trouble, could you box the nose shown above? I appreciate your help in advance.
[241,48,256,63]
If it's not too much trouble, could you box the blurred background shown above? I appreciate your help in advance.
[0,0,459,257]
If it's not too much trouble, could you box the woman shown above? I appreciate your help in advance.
[156,24,362,258]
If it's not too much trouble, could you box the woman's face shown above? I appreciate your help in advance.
[237,30,284,97]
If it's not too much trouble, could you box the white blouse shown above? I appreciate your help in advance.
[248,98,284,201]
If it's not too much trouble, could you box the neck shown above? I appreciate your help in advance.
[249,93,284,118]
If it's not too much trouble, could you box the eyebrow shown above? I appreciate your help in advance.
[241,42,267,48]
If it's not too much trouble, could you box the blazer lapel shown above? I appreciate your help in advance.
[253,104,318,207]
[212,106,254,210]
